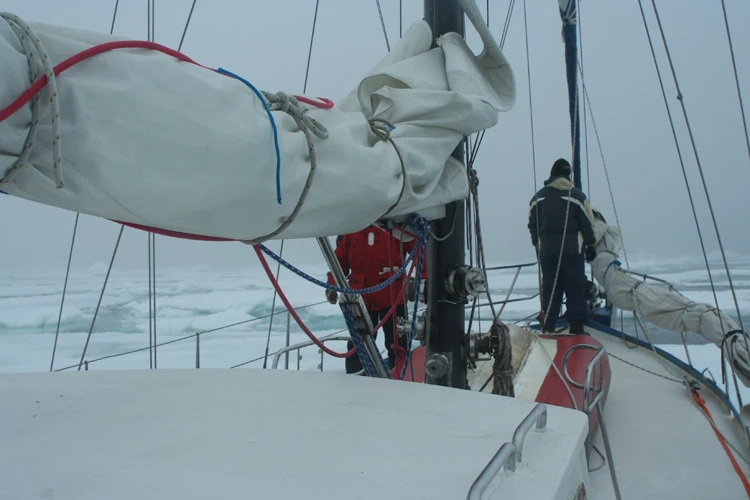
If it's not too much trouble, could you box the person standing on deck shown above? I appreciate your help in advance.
[325,225,424,373]
[528,158,597,334]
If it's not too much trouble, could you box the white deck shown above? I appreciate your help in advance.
[587,329,750,500]
[0,369,588,500]
[469,324,750,499]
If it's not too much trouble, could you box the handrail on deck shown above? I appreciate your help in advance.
[466,262,539,319]
[560,343,622,500]
[483,262,537,272]
[466,442,517,500]
[561,344,606,411]
[466,403,548,500]
[271,335,352,369]
[512,403,548,463]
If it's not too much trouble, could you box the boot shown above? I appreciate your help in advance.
[569,323,586,335]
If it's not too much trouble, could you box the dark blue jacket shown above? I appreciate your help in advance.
[528,176,596,257]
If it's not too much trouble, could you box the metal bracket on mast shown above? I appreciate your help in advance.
[316,236,390,379]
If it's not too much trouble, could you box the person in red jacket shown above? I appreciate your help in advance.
[325,225,424,374]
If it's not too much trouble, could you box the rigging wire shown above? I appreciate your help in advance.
[148,233,153,368]
[147,1,157,365]
[634,0,723,348]
[647,0,746,335]
[110,0,120,34]
[499,0,516,49]
[263,0,322,368]
[51,0,120,371]
[78,226,124,371]
[151,0,155,42]
[399,0,403,38]
[466,0,514,166]
[523,0,544,326]
[578,81,630,270]
[149,232,158,368]
[303,0,321,94]
[463,0,518,334]
[719,0,750,168]
[178,0,198,52]
[262,241,285,368]
[375,0,391,52]
[50,214,79,372]
[264,0,323,367]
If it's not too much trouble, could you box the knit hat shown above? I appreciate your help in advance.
[550,158,571,178]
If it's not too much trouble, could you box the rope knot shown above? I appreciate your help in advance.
[469,168,479,191]
[368,118,394,142]
[263,90,329,140]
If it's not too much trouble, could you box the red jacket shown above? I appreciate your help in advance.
[327,226,426,311]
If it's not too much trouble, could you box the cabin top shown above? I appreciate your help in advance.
[1,368,589,499]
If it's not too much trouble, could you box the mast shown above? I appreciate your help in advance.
[560,0,582,189]
[424,0,467,389]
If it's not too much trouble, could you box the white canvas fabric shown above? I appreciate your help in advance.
[0,13,514,241]
[590,219,750,387]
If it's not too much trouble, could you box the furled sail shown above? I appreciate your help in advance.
[0,9,514,242]
[591,219,750,388]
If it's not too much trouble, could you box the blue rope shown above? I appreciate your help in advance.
[258,216,429,295]
[399,239,424,380]
[216,67,282,205]
[603,258,622,283]
[341,302,388,377]
[259,242,416,295]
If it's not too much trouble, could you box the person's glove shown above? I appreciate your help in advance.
[325,289,338,304]
[585,246,597,263]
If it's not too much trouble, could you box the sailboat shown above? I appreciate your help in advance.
[1,0,750,498]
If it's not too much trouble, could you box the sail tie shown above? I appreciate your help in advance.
[0,13,63,189]
[263,91,329,140]
[368,118,407,219]
[238,92,332,245]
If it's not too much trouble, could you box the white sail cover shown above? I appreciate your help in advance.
[0,12,515,241]
[591,220,750,388]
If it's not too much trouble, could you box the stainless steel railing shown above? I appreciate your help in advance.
[466,403,548,500]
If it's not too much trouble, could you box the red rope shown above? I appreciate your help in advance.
[294,96,334,109]
[1,40,333,125]
[690,389,750,497]
[115,221,234,241]
[253,245,355,358]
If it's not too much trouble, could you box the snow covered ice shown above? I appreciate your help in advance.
[1,253,750,406]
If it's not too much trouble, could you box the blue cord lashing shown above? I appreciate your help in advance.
[400,237,424,380]
[216,67,282,205]
[258,215,428,296]
[341,302,388,378]
[603,258,622,283]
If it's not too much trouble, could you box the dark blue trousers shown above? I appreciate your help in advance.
[540,252,586,332]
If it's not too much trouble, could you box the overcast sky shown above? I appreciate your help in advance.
[1,0,749,277]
